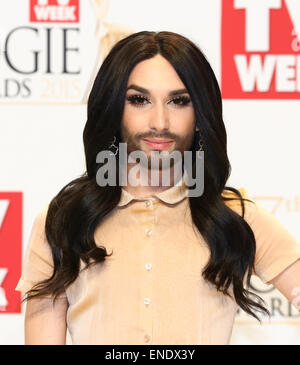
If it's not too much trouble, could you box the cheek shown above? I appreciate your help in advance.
[122,107,145,131]
[171,112,195,135]
[122,107,132,127]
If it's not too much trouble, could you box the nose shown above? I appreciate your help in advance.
[149,101,170,134]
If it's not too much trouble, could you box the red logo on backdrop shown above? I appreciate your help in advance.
[221,0,300,99]
[0,193,22,313]
[30,0,79,23]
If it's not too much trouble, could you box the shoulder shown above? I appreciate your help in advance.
[27,203,52,245]
[222,186,257,221]
[33,203,51,229]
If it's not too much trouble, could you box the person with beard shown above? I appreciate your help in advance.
[16,31,300,345]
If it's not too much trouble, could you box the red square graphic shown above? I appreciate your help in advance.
[0,193,22,313]
[30,0,79,23]
[221,0,300,99]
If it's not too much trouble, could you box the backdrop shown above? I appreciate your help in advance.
[0,0,299,345]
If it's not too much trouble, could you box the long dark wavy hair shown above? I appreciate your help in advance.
[25,30,270,322]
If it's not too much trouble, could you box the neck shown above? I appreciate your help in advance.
[121,160,183,198]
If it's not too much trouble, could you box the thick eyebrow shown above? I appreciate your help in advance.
[126,84,189,96]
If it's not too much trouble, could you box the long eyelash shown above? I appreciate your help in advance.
[171,96,191,106]
[126,94,191,107]
[126,94,150,107]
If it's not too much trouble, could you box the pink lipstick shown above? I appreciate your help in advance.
[142,138,174,150]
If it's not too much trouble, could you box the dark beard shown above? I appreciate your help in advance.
[120,123,195,170]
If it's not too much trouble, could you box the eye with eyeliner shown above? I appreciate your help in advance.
[126,94,191,108]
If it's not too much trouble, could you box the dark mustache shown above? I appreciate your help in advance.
[136,132,178,140]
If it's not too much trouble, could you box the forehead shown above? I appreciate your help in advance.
[127,54,185,90]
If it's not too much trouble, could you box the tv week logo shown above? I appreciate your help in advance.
[0,193,22,313]
[30,0,79,23]
[222,0,300,99]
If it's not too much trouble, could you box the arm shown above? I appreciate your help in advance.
[239,196,300,294]
[268,258,300,313]
[15,206,69,344]
[25,296,68,345]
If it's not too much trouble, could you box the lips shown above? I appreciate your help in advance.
[142,138,174,150]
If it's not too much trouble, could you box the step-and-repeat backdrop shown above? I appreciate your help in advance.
[0,0,300,344]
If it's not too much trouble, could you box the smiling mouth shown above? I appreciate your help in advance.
[142,138,174,150]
